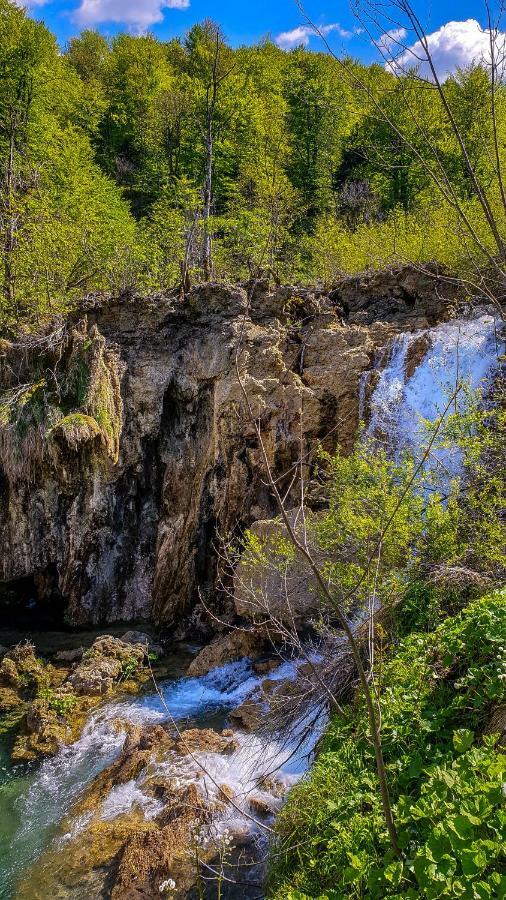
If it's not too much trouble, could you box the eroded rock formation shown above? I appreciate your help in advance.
[0,267,459,626]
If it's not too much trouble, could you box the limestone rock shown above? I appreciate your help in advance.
[249,793,279,818]
[186,630,265,677]
[229,698,264,732]
[54,647,85,664]
[120,630,164,657]
[234,513,320,627]
[174,727,238,755]
[253,657,281,675]
[0,272,455,627]
[68,636,145,696]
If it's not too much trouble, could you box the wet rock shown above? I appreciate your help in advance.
[253,657,281,676]
[154,782,211,829]
[174,727,239,755]
[229,699,264,732]
[10,637,149,762]
[120,631,164,657]
[67,636,145,696]
[112,821,197,899]
[249,793,279,818]
[85,635,147,664]
[75,724,175,815]
[111,776,215,899]
[67,657,122,695]
[404,333,432,379]
[187,630,265,677]
[15,811,157,900]
[54,647,85,663]
[0,686,22,712]
[228,825,255,848]
[12,690,89,762]
[0,655,21,688]
[172,601,215,643]
[0,642,49,706]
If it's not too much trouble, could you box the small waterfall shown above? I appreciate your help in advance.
[365,312,503,473]
[2,657,318,896]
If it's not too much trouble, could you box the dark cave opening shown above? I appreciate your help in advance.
[0,566,66,630]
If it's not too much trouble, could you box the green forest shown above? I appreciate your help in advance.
[1,0,505,329]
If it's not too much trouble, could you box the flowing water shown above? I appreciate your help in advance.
[0,655,319,898]
[0,308,503,898]
[365,311,503,478]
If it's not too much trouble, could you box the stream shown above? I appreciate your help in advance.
[0,651,318,899]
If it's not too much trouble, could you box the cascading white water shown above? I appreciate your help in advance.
[365,311,503,474]
[1,656,321,897]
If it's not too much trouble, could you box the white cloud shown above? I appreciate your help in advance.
[275,22,352,50]
[378,27,407,54]
[391,19,504,80]
[74,0,189,33]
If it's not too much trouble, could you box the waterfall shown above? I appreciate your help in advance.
[365,311,503,476]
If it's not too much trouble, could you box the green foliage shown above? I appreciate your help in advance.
[1,6,505,323]
[39,687,78,718]
[270,589,506,899]
[315,444,424,612]
[120,656,142,680]
[423,388,506,575]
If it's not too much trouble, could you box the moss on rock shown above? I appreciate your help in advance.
[48,413,102,452]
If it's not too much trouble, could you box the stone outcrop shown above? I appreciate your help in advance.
[9,635,149,761]
[186,629,265,677]
[0,269,458,626]
[234,512,320,627]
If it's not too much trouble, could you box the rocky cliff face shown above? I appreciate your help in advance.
[0,267,459,626]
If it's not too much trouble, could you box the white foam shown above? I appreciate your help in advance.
[366,313,502,477]
[100,780,165,821]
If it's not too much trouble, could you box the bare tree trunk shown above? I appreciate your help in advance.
[2,123,16,316]
[202,109,213,281]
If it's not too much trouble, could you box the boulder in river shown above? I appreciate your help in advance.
[186,629,266,677]
[67,635,146,696]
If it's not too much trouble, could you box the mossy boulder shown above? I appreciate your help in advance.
[68,636,146,696]
[49,413,102,452]
[0,642,50,707]
[7,635,148,762]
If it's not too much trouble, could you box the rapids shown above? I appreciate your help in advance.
[0,656,319,898]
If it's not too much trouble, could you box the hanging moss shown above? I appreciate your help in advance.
[48,412,102,452]
[84,337,123,465]
[0,319,124,479]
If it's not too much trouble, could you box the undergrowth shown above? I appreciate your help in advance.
[269,588,506,899]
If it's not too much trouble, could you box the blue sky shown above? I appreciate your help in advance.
[24,0,497,75]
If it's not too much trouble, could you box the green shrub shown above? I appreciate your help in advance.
[270,589,506,899]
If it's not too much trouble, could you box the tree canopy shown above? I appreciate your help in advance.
[1,0,505,328]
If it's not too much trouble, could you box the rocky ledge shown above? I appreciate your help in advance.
[0,267,460,627]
